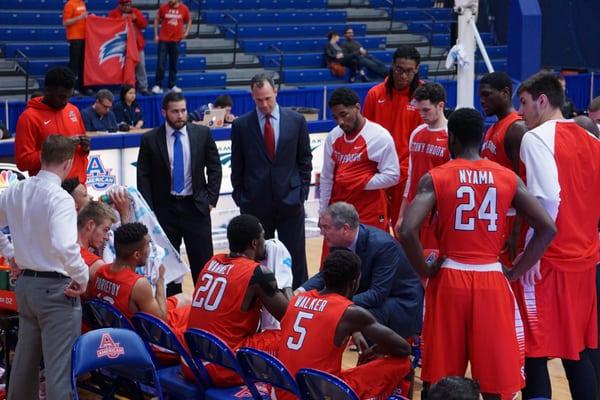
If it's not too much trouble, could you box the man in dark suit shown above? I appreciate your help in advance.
[137,92,222,292]
[230,74,312,288]
[300,202,424,339]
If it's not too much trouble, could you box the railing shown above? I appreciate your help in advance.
[383,0,395,32]
[269,45,285,91]
[14,50,30,103]
[224,14,239,67]
[422,10,443,59]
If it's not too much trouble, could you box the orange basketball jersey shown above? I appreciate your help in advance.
[429,158,518,264]
[89,264,143,319]
[481,111,522,171]
[186,254,261,349]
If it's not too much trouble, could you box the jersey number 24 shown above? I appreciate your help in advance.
[454,186,498,232]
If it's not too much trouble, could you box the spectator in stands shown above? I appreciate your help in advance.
[324,31,361,83]
[81,89,119,132]
[362,45,423,230]
[62,0,90,95]
[0,122,9,140]
[428,377,481,400]
[190,94,236,125]
[77,201,117,269]
[15,67,89,183]
[342,27,387,79]
[151,0,191,94]
[558,74,578,118]
[113,84,145,129]
[588,96,600,127]
[108,0,151,96]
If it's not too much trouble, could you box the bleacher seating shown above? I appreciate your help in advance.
[201,0,328,9]
[1,42,186,59]
[202,10,347,24]
[240,36,386,53]
[222,23,368,40]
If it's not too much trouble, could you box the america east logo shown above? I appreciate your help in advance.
[87,155,117,190]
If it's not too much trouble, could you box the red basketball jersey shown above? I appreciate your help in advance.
[277,290,352,378]
[81,246,102,267]
[481,111,522,170]
[89,264,143,319]
[430,159,518,264]
[186,254,261,349]
[404,124,450,202]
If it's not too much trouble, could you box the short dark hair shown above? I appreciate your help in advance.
[343,26,353,34]
[322,249,361,291]
[413,82,446,104]
[44,67,76,90]
[250,73,276,91]
[428,376,481,400]
[328,87,360,108]
[114,222,148,259]
[214,94,233,108]
[479,71,513,96]
[61,177,81,195]
[119,84,135,103]
[162,91,186,109]
[41,135,76,165]
[227,214,262,253]
[387,45,421,97]
[589,96,600,112]
[30,90,44,99]
[327,30,339,40]
[447,108,484,147]
[77,200,117,230]
[517,71,565,109]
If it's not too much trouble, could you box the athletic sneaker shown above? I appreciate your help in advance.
[151,85,163,94]
[170,86,182,93]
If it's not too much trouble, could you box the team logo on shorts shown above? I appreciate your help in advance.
[86,155,117,190]
[96,332,125,359]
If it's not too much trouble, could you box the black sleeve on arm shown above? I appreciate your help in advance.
[249,267,278,297]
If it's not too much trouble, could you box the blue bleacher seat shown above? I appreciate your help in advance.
[371,0,435,7]
[201,0,327,9]
[0,11,64,25]
[282,64,428,84]
[478,45,508,59]
[202,10,347,24]
[296,368,359,400]
[241,36,386,53]
[406,20,454,34]
[9,0,115,10]
[82,299,134,331]
[222,23,367,40]
[175,72,227,89]
[393,8,454,21]
[476,59,507,74]
[0,27,69,42]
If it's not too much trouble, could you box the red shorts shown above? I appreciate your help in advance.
[182,329,281,386]
[513,259,598,360]
[421,260,524,397]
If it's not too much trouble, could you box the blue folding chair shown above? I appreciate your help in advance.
[131,312,209,399]
[82,299,134,330]
[296,368,359,400]
[184,328,271,400]
[71,328,163,400]
[236,347,301,398]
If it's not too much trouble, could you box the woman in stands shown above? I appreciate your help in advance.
[113,84,145,130]
[324,31,362,83]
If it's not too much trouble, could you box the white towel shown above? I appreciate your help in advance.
[259,238,293,330]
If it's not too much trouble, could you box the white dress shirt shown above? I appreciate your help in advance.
[165,124,192,195]
[0,170,88,286]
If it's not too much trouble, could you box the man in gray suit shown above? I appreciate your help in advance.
[230,74,312,288]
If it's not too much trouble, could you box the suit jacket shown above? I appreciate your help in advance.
[303,224,424,335]
[230,107,312,217]
[136,123,222,219]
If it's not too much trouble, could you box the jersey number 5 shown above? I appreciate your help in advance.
[454,186,498,231]
[192,273,227,311]
[286,311,314,350]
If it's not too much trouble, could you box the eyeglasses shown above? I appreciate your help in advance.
[392,65,417,76]
[99,102,112,110]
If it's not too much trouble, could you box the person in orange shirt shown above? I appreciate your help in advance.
[363,45,423,230]
[15,67,89,183]
[276,249,412,400]
[77,201,117,269]
[62,0,88,94]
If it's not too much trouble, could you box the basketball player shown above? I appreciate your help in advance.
[399,108,556,399]
[185,214,289,386]
[516,72,600,399]
[77,201,116,269]
[395,82,450,250]
[277,249,411,400]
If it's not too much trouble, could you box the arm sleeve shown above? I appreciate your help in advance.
[14,115,42,175]
[403,128,419,198]
[136,134,154,209]
[301,272,325,291]
[134,9,148,29]
[62,3,74,22]
[230,120,244,206]
[50,197,88,286]
[352,243,398,308]
[204,130,223,206]
[520,132,560,222]
[296,116,313,198]
[362,91,376,121]
[318,133,335,214]
[82,110,93,131]
[364,129,400,190]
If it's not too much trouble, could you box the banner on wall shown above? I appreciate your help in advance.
[84,16,139,87]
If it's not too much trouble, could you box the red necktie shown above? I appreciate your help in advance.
[264,114,275,160]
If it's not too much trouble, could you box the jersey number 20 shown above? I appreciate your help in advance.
[454,186,498,231]
[192,273,227,311]
[286,311,314,350]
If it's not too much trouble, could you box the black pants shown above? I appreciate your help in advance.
[340,55,360,78]
[160,197,213,292]
[155,41,179,89]
[247,207,308,289]
[358,55,388,78]
[68,39,85,90]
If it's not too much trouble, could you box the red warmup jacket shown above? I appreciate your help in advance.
[107,7,148,50]
[15,97,88,183]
